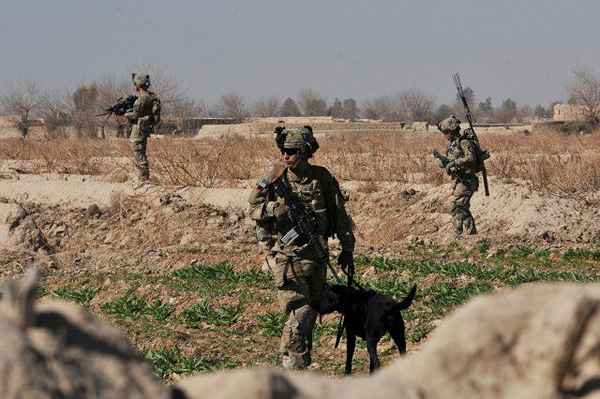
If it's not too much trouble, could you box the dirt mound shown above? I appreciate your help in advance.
[14,193,257,276]
[351,178,600,248]
[0,268,173,399]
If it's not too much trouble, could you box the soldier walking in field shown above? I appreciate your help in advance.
[434,115,483,237]
[125,72,161,184]
[248,127,355,370]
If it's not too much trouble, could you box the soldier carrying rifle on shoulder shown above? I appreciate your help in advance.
[432,73,490,238]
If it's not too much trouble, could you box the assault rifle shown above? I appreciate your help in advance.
[270,176,329,262]
[453,73,490,196]
[96,95,137,118]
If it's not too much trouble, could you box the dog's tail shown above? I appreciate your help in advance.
[395,285,417,310]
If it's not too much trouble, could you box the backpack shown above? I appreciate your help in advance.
[461,128,490,173]
[151,95,161,125]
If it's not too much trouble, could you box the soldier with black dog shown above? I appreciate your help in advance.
[248,127,355,370]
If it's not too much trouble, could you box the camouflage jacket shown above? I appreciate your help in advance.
[446,132,478,177]
[125,90,160,134]
[248,163,355,256]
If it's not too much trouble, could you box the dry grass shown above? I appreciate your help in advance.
[1,128,600,193]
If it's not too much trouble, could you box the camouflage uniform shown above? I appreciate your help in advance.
[438,116,479,236]
[248,128,355,370]
[125,73,160,181]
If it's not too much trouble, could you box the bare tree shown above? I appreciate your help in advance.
[362,96,400,121]
[252,96,280,117]
[518,105,533,122]
[0,81,43,138]
[218,93,247,120]
[298,89,327,116]
[453,86,476,117]
[279,97,301,117]
[342,98,359,120]
[496,98,518,123]
[95,75,131,137]
[433,104,453,123]
[567,68,600,124]
[71,84,99,137]
[171,98,207,134]
[329,98,343,118]
[95,75,130,112]
[135,64,187,116]
[39,90,73,137]
[397,88,435,122]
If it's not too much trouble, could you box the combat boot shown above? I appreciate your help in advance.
[281,351,311,370]
[463,217,477,235]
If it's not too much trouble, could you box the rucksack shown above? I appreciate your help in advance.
[151,95,161,125]
[461,128,490,173]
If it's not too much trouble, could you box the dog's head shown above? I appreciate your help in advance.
[315,284,368,315]
[314,284,340,314]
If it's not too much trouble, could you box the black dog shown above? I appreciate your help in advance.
[317,284,416,374]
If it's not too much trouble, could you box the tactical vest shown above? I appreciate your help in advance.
[286,175,329,238]
[447,133,489,174]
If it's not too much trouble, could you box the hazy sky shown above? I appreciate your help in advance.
[1,0,599,107]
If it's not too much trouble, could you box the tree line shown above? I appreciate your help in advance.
[4,66,599,139]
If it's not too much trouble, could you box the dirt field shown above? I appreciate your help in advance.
[1,128,600,378]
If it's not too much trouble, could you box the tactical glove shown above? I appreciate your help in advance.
[266,202,288,219]
[337,250,354,273]
[445,161,457,174]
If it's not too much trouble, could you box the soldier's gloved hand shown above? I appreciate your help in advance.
[445,161,457,173]
[337,250,354,273]
[266,201,288,218]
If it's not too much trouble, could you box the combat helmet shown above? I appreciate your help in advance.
[279,126,319,158]
[132,73,151,89]
[438,115,461,134]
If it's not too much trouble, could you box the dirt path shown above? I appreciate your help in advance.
[0,174,250,209]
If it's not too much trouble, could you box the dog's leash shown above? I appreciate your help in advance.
[334,258,356,349]
[324,256,368,349]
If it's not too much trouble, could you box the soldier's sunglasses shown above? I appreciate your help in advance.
[281,148,298,156]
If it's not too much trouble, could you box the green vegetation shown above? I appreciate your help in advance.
[146,347,234,379]
[149,299,175,322]
[353,254,600,342]
[181,300,242,327]
[53,287,98,307]
[101,292,149,319]
[44,251,600,377]
[563,248,600,261]
[257,311,286,337]
[171,261,272,295]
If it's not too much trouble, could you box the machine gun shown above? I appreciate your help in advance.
[453,73,490,196]
[96,95,137,118]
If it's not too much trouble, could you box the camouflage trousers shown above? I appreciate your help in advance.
[451,174,479,236]
[273,252,327,370]
[130,125,150,181]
